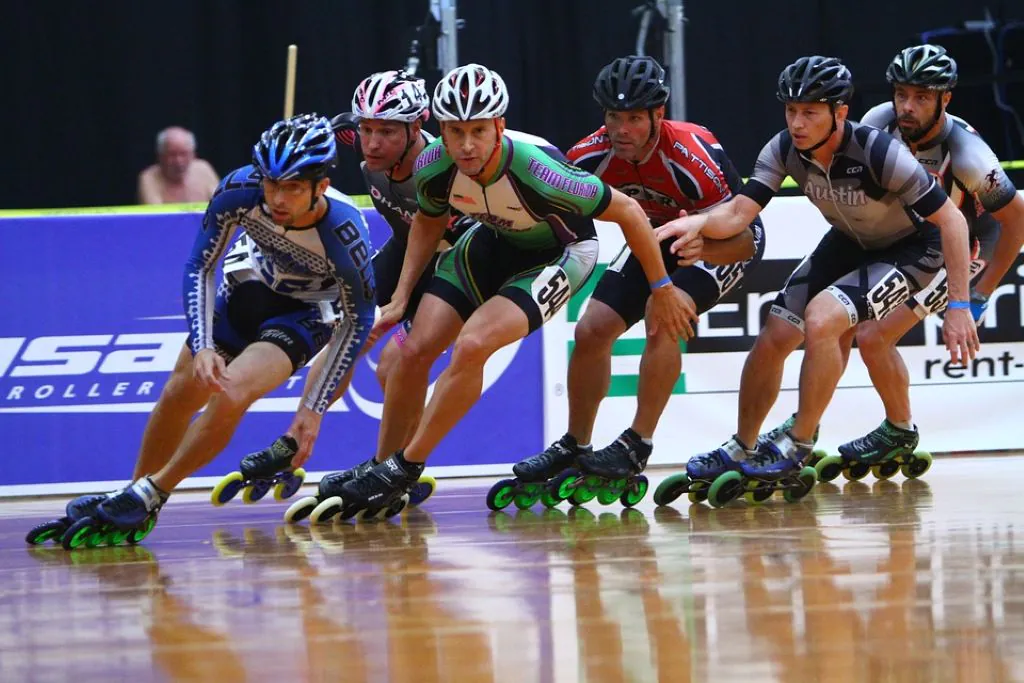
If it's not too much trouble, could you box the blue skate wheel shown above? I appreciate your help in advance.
[708,471,743,508]
[26,519,68,545]
[274,468,306,501]
[242,480,272,504]
[408,475,436,507]
[211,472,245,507]
[653,473,690,506]
[486,479,517,511]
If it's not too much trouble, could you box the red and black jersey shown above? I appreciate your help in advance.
[566,120,743,227]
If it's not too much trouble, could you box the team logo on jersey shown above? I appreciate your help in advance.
[985,169,1000,192]
[802,180,868,206]
[616,183,677,209]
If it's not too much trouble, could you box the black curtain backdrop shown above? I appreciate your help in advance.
[2,0,1021,209]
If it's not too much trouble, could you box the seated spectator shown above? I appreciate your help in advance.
[138,126,219,204]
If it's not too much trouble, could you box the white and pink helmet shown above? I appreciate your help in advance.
[351,70,430,123]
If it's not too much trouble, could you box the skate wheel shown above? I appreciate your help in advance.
[808,449,828,467]
[815,455,843,482]
[242,480,272,504]
[211,472,244,506]
[620,476,648,508]
[596,485,620,506]
[549,470,580,501]
[653,473,690,507]
[514,483,543,510]
[743,479,774,505]
[844,461,870,481]
[409,475,436,507]
[540,490,562,508]
[310,496,346,524]
[283,495,318,523]
[127,515,158,545]
[708,471,743,508]
[872,460,900,480]
[570,483,597,506]
[384,495,409,518]
[688,481,709,504]
[783,466,818,503]
[26,519,68,545]
[486,479,518,511]
[273,468,306,501]
[62,518,98,551]
[901,451,932,479]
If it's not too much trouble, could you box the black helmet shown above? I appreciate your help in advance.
[593,56,670,111]
[886,44,958,90]
[777,56,854,105]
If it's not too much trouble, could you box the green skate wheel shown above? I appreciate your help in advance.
[815,455,843,482]
[26,519,67,545]
[274,468,307,501]
[570,484,597,506]
[540,490,562,508]
[62,519,97,551]
[108,529,132,546]
[708,471,743,508]
[743,479,774,505]
[653,472,691,506]
[85,527,108,548]
[783,466,818,503]
[486,479,517,511]
[843,461,870,481]
[901,451,932,479]
[514,483,542,510]
[808,449,828,467]
[127,516,157,544]
[550,470,579,500]
[597,484,620,506]
[211,472,244,506]
[620,476,648,508]
[871,460,900,480]
[242,480,272,504]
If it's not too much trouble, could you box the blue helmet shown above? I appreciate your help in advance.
[252,113,337,180]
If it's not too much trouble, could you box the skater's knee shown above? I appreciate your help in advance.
[161,366,208,406]
[573,311,621,355]
[397,331,444,371]
[449,331,495,370]
[754,317,803,360]
[804,302,848,345]
[376,341,400,388]
[855,322,890,357]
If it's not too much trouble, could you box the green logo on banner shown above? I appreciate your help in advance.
[565,265,686,397]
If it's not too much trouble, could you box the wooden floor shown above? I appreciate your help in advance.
[2,455,1023,683]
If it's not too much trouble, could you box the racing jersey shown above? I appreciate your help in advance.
[741,121,949,249]
[414,129,611,250]
[566,119,743,226]
[861,103,1017,232]
[183,164,375,414]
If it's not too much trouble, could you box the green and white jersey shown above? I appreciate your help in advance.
[413,129,611,250]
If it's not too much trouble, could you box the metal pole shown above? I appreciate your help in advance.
[661,0,686,120]
[432,0,459,73]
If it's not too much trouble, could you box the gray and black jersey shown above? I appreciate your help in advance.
[740,121,949,249]
[860,103,1016,232]
[358,130,435,244]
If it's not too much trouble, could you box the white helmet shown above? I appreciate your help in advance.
[431,64,509,121]
[351,70,430,123]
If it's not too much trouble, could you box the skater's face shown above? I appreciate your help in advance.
[785,102,846,150]
[893,84,950,141]
[261,177,329,226]
[441,119,505,178]
[604,106,663,162]
[359,119,420,173]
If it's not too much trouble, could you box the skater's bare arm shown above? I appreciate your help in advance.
[700,229,756,266]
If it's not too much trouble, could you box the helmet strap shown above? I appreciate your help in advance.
[904,92,945,144]
[471,120,504,183]
[804,103,839,153]
[389,123,415,180]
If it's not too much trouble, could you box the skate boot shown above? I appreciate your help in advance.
[707,431,817,508]
[816,420,930,482]
[575,429,652,508]
[62,477,167,551]
[283,456,376,524]
[321,451,425,523]
[486,433,591,512]
[211,436,306,506]
[26,493,110,546]
[654,436,753,507]
[757,414,825,466]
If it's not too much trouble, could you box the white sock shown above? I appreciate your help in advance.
[891,419,914,431]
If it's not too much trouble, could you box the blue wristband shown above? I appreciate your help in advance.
[650,276,673,290]
[947,300,970,310]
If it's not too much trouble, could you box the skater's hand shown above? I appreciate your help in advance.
[194,349,229,392]
[674,232,704,266]
[370,298,407,345]
[287,406,323,468]
[654,210,705,262]
[646,285,698,341]
[943,307,980,366]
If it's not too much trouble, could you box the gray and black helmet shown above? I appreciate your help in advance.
[593,55,670,111]
[886,44,958,90]
[777,56,854,105]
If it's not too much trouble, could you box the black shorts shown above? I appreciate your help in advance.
[194,279,334,372]
[771,228,944,330]
[371,238,438,324]
[592,223,766,328]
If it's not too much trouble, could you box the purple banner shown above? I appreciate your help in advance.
[0,209,543,487]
